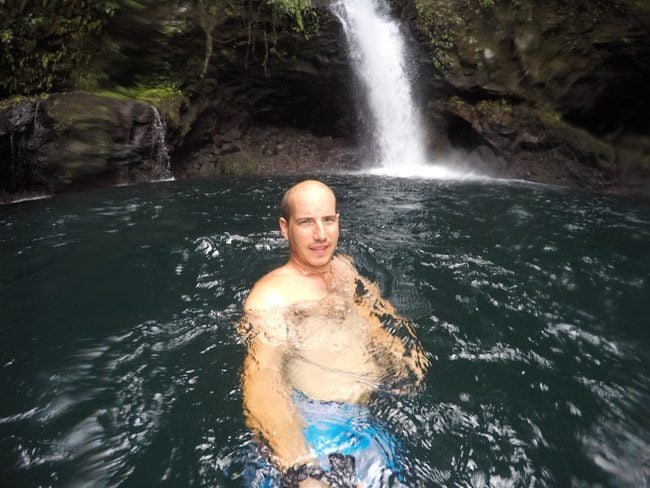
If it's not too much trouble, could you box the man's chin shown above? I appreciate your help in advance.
[310,257,333,270]
[295,254,334,273]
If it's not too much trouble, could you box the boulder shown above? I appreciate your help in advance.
[0,92,174,197]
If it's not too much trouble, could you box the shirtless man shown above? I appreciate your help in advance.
[241,180,428,487]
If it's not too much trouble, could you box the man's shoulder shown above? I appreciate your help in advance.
[244,256,360,311]
[244,265,300,311]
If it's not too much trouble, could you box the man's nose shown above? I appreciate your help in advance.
[313,220,326,240]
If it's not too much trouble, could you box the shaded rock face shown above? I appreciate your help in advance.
[171,5,363,178]
[0,6,360,201]
[435,99,618,188]
[0,93,172,199]
[397,0,650,197]
[176,123,359,178]
[407,0,650,130]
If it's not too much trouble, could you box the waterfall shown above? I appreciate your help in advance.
[151,107,173,181]
[333,0,466,178]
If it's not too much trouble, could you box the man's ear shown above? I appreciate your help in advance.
[279,216,289,240]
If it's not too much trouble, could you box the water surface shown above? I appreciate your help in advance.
[1,176,649,486]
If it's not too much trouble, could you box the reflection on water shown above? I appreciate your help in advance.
[1,177,649,486]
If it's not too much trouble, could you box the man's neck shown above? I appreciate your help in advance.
[287,257,333,286]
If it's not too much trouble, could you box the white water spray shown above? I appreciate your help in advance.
[334,0,472,179]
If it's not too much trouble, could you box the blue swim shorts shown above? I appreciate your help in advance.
[247,392,402,487]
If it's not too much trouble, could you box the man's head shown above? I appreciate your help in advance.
[279,180,339,273]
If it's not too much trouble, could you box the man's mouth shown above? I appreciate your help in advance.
[311,244,329,254]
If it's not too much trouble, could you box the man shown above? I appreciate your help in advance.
[241,180,428,487]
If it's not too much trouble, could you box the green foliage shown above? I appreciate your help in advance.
[414,0,457,73]
[93,85,183,103]
[0,0,318,99]
[0,0,118,97]
[92,84,185,125]
[99,1,188,89]
[268,0,312,32]
[0,93,49,111]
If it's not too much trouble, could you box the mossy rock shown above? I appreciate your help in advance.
[0,91,175,194]
[220,152,258,176]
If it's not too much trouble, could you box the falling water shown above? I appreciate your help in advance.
[33,101,40,125]
[333,0,469,178]
[333,0,427,167]
[33,101,44,139]
[151,107,173,181]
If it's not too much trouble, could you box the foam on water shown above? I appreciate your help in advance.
[6,194,51,204]
[362,162,488,180]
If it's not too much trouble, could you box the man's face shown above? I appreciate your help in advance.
[279,184,339,273]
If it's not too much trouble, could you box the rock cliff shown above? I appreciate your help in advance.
[1,0,649,201]
[401,0,650,196]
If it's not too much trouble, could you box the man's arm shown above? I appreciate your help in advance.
[241,335,314,469]
[335,256,429,383]
[359,283,429,383]
[241,276,316,471]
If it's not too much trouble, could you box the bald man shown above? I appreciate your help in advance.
[240,180,428,487]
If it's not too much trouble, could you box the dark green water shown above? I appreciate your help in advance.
[1,176,649,487]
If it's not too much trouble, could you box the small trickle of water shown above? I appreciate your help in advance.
[33,101,40,125]
[151,107,173,180]
[33,101,44,139]
[333,0,427,169]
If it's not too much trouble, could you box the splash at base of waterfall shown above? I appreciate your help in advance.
[354,160,490,180]
[334,0,484,180]
[364,163,481,179]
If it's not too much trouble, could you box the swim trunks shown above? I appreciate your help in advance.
[246,392,402,487]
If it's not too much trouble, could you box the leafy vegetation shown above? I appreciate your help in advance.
[0,0,317,99]
[270,0,312,31]
[0,0,118,96]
